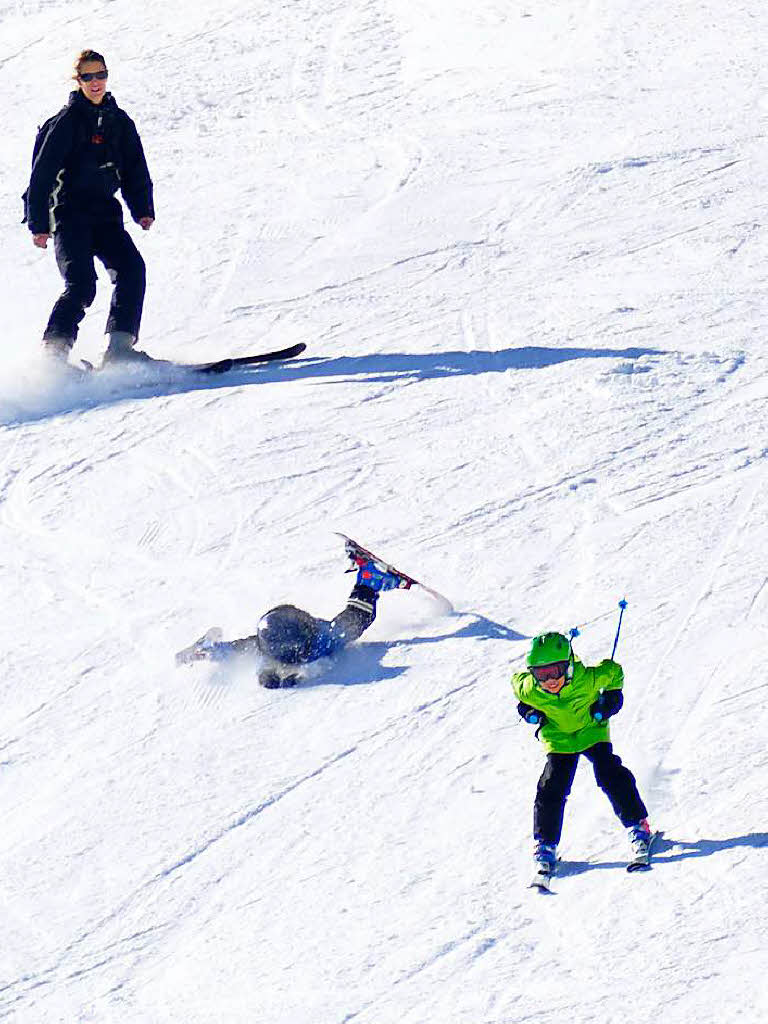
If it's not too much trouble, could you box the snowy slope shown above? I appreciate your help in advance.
[1,1,767,1022]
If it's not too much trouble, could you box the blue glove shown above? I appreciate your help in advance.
[177,628,226,666]
[197,640,228,662]
[355,560,404,593]
[590,690,623,722]
[517,701,546,727]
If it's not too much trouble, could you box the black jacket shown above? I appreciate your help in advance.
[25,90,154,234]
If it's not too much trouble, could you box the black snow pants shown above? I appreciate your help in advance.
[533,742,648,844]
[44,217,146,342]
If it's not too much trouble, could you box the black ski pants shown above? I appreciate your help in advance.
[44,218,146,342]
[533,742,647,844]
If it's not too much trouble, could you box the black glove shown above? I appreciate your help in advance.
[517,701,546,727]
[259,669,282,689]
[590,690,623,722]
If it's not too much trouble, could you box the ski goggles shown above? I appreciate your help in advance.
[79,70,108,82]
[530,661,569,683]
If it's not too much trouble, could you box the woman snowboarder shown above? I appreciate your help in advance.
[24,49,155,366]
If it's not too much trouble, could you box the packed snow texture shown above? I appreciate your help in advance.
[1,1,767,1022]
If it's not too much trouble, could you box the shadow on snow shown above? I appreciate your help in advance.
[559,832,768,876]
[221,612,520,692]
[1,345,666,427]
[393,613,527,646]
[304,612,524,688]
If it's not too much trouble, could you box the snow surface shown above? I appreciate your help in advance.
[1,1,768,1022]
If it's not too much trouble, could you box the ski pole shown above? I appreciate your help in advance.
[610,598,628,660]
[569,606,617,635]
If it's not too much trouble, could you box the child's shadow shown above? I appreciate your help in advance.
[654,832,768,862]
[559,832,768,876]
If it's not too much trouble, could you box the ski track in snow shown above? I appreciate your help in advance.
[2,0,768,1021]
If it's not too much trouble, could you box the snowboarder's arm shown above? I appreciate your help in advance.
[192,630,262,655]
[118,114,154,223]
[25,114,75,235]
[223,635,261,655]
[179,632,258,663]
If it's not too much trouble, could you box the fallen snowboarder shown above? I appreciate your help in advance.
[176,539,421,688]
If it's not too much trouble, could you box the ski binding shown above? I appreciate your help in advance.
[336,533,453,612]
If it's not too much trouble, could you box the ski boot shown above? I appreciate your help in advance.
[531,841,557,890]
[627,818,652,860]
[102,331,155,366]
[41,334,90,379]
[42,335,73,361]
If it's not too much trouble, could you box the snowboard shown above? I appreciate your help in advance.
[84,342,307,375]
[337,533,454,612]
[184,342,307,374]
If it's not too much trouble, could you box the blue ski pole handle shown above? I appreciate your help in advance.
[611,599,628,660]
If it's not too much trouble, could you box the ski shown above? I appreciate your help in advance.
[336,533,454,613]
[175,627,223,666]
[529,868,554,892]
[627,830,663,872]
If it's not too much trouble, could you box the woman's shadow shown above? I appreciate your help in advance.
[2,344,666,427]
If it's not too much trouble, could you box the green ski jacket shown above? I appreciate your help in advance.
[512,657,624,754]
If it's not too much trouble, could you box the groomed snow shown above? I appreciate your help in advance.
[1,1,767,1022]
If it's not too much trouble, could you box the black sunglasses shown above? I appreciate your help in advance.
[79,70,108,82]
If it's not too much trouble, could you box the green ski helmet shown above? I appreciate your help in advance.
[526,632,572,668]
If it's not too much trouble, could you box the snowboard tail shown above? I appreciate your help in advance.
[336,533,453,612]
[192,342,307,374]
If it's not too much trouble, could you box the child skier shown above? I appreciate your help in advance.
[177,556,409,688]
[512,632,651,883]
